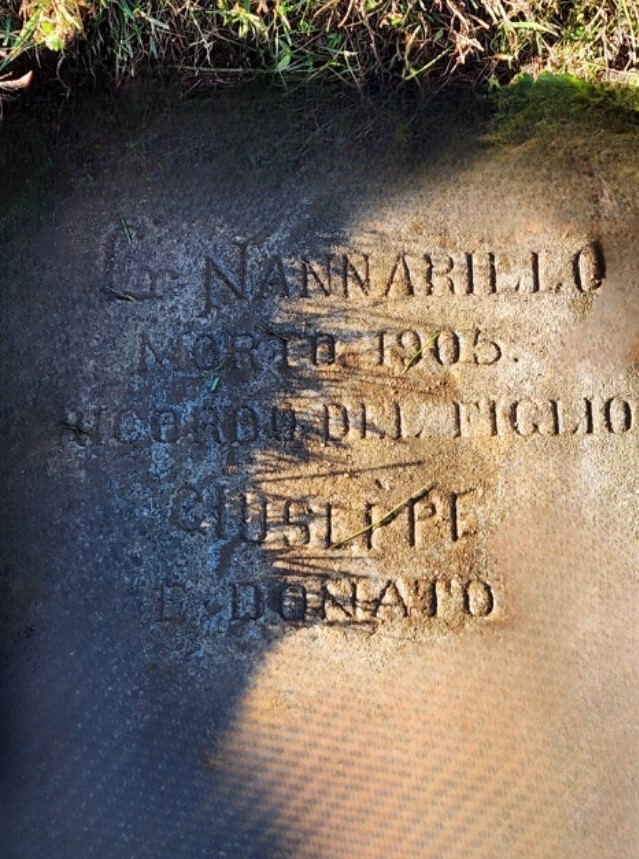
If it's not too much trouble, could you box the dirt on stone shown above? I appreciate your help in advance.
[1,86,638,859]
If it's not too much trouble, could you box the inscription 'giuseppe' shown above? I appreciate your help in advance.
[171,485,480,546]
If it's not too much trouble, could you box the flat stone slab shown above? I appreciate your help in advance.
[2,90,638,858]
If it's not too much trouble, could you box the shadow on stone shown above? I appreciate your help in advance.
[1,82,639,858]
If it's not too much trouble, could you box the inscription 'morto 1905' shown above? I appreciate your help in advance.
[136,326,503,376]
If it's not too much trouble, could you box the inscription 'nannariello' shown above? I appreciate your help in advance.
[105,225,605,307]
[193,241,604,310]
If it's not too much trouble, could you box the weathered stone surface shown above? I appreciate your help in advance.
[2,91,638,858]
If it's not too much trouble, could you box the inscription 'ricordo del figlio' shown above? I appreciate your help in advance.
[69,232,615,634]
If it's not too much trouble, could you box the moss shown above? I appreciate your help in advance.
[486,73,639,145]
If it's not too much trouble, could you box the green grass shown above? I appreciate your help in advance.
[1,0,639,99]
[488,71,639,143]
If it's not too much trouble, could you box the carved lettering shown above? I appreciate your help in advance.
[154,580,186,623]
[199,243,248,315]
[300,256,333,297]
[170,484,482,550]
[574,242,605,293]
[63,391,637,453]
[384,253,415,297]
[227,574,495,627]
[108,237,606,310]
[230,583,263,621]
[342,253,370,296]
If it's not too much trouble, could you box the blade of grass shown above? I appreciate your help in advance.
[120,215,132,244]
[402,330,440,374]
[104,285,137,301]
[330,482,435,549]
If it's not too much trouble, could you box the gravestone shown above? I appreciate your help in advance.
[2,91,638,858]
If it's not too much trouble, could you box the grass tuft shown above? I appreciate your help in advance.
[1,0,639,99]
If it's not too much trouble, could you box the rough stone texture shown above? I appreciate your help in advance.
[1,89,638,858]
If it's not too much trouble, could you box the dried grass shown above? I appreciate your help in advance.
[1,0,638,95]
